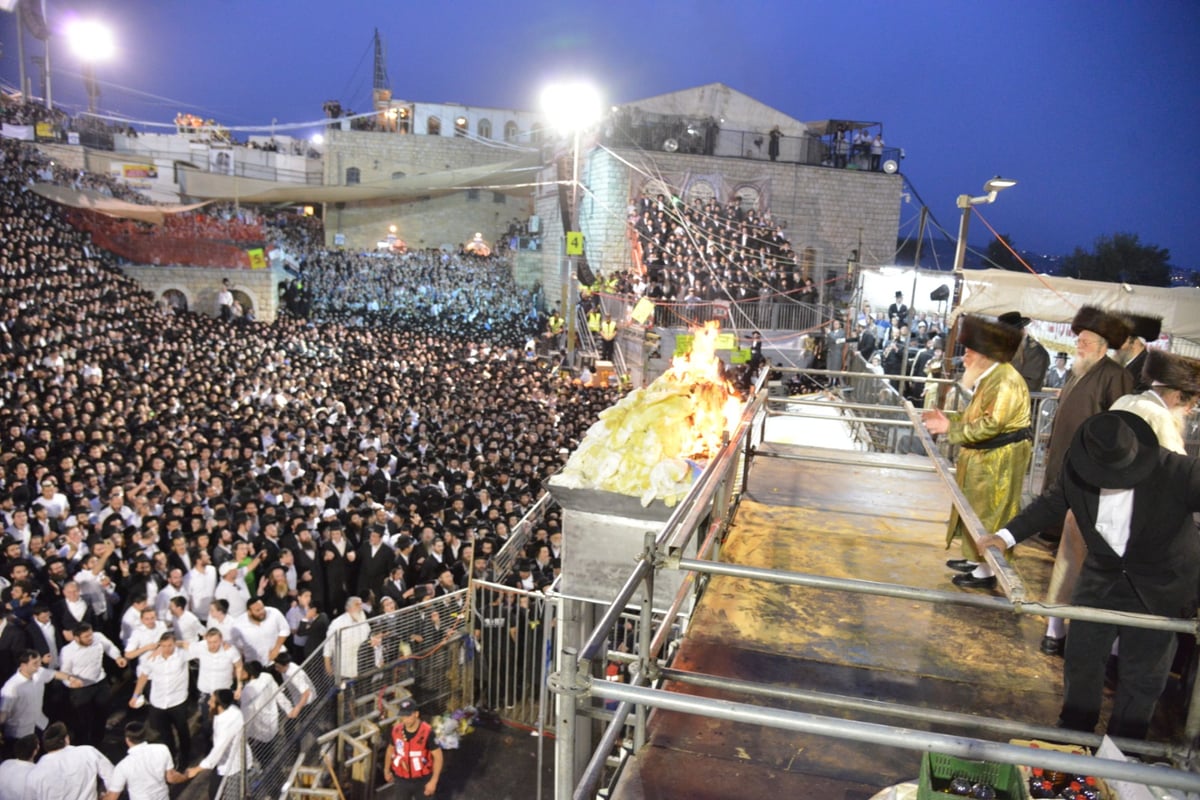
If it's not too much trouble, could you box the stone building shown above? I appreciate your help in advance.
[534,83,903,307]
[319,100,545,251]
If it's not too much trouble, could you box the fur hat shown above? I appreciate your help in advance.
[957,314,1022,363]
[1071,306,1133,350]
[1123,313,1162,342]
[1142,349,1200,394]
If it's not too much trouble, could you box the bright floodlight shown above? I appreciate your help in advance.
[540,80,603,134]
[310,133,325,146]
[984,176,1017,192]
[66,19,115,63]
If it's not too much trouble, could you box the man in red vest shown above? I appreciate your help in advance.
[383,697,443,798]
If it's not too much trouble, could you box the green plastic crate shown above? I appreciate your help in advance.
[917,752,1025,800]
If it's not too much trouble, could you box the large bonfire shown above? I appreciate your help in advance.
[554,322,745,506]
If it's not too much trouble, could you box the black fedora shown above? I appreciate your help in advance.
[1067,411,1159,489]
[997,310,1031,328]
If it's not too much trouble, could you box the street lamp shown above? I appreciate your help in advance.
[65,19,115,114]
[951,176,1017,307]
[540,80,603,363]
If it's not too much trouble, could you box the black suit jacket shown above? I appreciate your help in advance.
[1007,448,1200,617]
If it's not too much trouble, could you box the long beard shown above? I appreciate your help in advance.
[960,361,990,390]
[1073,349,1104,375]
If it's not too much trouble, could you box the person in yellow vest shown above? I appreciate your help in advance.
[545,310,565,352]
[599,314,618,361]
[586,308,602,336]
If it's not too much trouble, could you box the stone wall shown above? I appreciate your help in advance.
[119,265,286,322]
[323,130,534,250]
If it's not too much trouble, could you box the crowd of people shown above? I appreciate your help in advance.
[289,248,543,345]
[630,192,820,307]
[0,135,622,793]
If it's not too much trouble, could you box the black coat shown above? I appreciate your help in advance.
[1006,448,1200,617]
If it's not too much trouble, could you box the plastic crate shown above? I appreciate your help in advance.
[917,752,1025,800]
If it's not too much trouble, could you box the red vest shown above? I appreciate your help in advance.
[390,721,433,779]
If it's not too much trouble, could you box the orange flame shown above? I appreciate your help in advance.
[664,321,744,459]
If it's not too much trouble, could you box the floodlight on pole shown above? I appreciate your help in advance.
[65,19,115,114]
[951,176,1017,309]
[540,79,603,366]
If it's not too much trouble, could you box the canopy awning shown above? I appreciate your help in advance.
[176,153,544,204]
[32,184,209,224]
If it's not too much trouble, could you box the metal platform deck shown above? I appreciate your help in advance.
[611,444,1064,799]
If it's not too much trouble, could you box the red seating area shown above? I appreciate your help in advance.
[67,209,263,268]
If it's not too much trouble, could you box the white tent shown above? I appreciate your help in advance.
[958,268,1200,345]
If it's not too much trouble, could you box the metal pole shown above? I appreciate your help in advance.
[950,200,971,310]
[553,646,582,800]
[16,17,28,104]
[535,596,557,800]
[587,681,1200,794]
[565,129,580,362]
[635,533,655,751]
[657,666,1177,761]
[672,556,1196,634]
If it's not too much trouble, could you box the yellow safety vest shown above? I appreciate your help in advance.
[587,311,602,332]
[600,320,617,341]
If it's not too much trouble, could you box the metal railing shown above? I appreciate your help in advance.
[603,293,832,333]
[549,371,1200,800]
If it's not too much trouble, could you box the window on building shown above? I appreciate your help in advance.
[391,171,406,180]
[467,189,480,201]
[426,116,441,136]
[345,167,360,185]
[477,119,492,139]
[493,192,506,204]
[504,121,519,143]
[454,116,468,137]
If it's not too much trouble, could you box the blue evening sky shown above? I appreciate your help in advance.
[3,0,1198,268]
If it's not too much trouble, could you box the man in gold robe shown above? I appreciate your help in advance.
[922,314,1031,590]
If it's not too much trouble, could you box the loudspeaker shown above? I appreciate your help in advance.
[930,284,950,302]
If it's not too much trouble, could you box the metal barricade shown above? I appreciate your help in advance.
[469,579,557,727]
[228,589,471,799]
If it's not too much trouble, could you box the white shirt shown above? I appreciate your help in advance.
[125,621,168,664]
[323,612,370,679]
[26,744,115,800]
[1095,488,1135,557]
[0,667,54,736]
[199,705,252,776]
[60,632,123,686]
[207,614,233,643]
[172,609,205,643]
[279,662,314,709]
[106,741,174,800]
[231,608,290,665]
[138,648,190,709]
[0,758,33,800]
[190,643,240,694]
[155,585,186,620]
[183,565,218,621]
[214,578,249,618]
[241,672,292,742]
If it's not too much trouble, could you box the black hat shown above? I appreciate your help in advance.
[1071,306,1133,350]
[997,310,1031,328]
[1123,313,1162,343]
[397,697,417,714]
[1142,349,1200,394]
[1055,352,1069,360]
[958,314,1022,363]
[1067,411,1158,489]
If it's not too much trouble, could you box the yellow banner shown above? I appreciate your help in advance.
[730,347,751,364]
[631,296,655,324]
[247,248,267,269]
[714,332,736,350]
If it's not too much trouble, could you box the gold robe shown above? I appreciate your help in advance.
[943,362,1032,558]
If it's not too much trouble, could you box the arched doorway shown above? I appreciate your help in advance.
[231,290,254,321]
[161,289,188,313]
